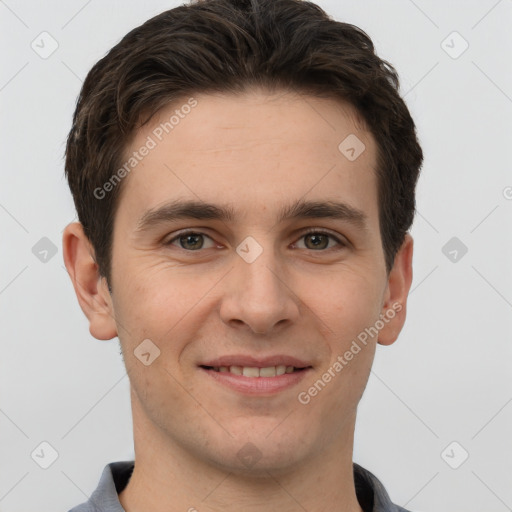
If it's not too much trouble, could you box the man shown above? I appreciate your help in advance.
[62,0,422,510]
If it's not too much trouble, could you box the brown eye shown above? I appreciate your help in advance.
[304,233,329,250]
[167,231,215,250]
[295,230,344,251]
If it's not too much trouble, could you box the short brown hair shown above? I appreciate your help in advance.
[65,0,423,283]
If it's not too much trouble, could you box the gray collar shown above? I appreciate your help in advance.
[69,460,410,512]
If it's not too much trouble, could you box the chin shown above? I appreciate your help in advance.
[204,428,314,477]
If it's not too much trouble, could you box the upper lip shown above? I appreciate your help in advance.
[199,355,312,368]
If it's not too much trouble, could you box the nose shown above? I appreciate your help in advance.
[219,243,300,335]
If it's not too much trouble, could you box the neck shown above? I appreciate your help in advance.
[119,393,364,512]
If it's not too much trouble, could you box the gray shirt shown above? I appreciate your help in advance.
[68,461,411,512]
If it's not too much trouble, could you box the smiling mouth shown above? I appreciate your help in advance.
[199,365,310,377]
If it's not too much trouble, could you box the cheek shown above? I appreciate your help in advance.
[309,268,385,343]
[114,258,192,318]
[111,263,188,350]
[112,262,226,372]
[321,274,382,403]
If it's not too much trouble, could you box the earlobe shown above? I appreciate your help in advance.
[62,222,118,341]
[378,234,414,346]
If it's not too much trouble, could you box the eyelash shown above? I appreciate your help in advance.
[165,228,346,252]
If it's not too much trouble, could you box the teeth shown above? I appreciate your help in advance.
[210,365,301,377]
[242,366,260,377]
[259,366,276,377]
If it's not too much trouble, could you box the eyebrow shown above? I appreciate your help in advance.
[135,198,368,232]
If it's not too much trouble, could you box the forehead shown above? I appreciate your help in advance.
[117,89,379,225]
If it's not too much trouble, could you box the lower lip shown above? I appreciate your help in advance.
[200,367,311,395]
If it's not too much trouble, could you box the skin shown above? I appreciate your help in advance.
[63,88,413,512]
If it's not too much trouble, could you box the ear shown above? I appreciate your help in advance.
[378,234,414,346]
[62,222,118,340]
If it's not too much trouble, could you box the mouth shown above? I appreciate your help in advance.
[198,356,313,394]
[199,364,308,377]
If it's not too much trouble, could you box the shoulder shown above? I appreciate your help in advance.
[67,461,135,512]
[354,462,412,512]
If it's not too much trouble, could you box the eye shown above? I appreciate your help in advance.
[166,231,216,251]
[294,230,345,251]
[164,229,346,252]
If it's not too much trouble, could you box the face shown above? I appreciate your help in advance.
[68,88,412,475]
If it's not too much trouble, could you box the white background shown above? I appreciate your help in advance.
[0,1,511,511]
